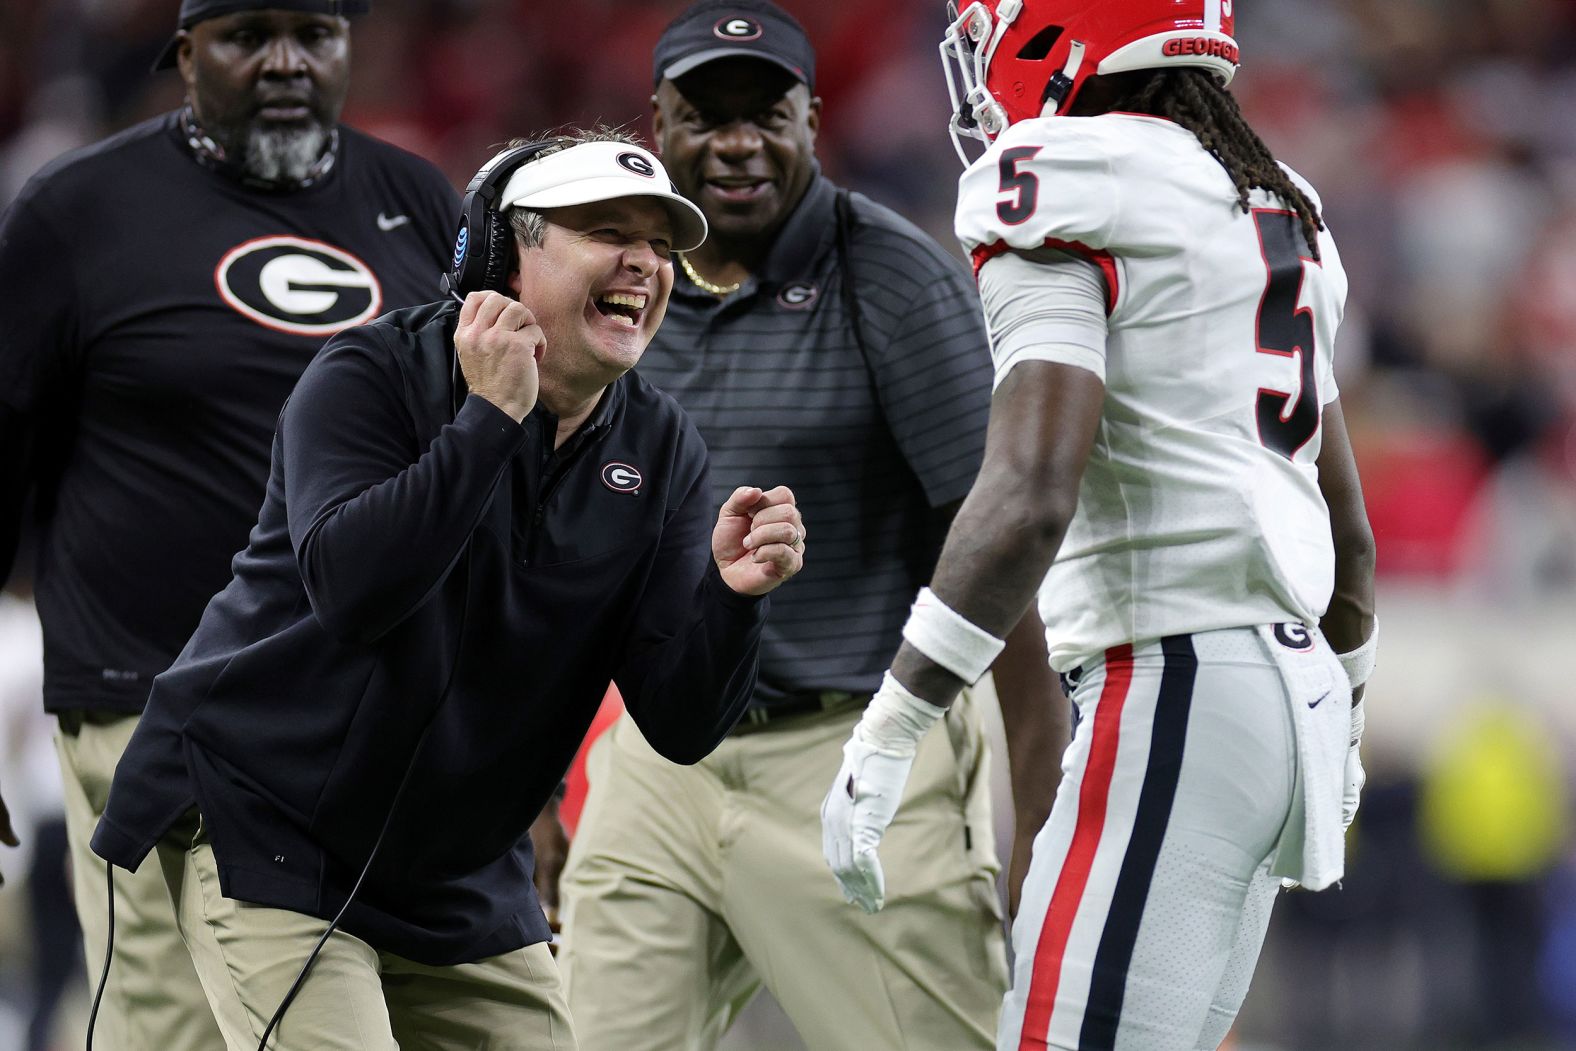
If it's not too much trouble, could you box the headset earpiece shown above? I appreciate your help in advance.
[478,209,516,296]
[442,139,558,300]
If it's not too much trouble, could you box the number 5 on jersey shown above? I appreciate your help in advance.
[1253,209,1321,460]
[996,146,1042,226]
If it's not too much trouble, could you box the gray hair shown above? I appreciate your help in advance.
[504,126,645,250]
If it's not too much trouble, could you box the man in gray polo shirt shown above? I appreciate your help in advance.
[554,3,1068,1049]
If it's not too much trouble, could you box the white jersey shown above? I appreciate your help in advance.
[956,114,1348,671]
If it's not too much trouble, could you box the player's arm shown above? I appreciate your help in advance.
[894,246,1110,704]
[824,250,1107,912]
[929,497,1067,918]
[1315,398,1376,681]
[891,358,1103,701]
[1315,398,1377,830]
[876,229,1073,916]
[988,604,1066,917]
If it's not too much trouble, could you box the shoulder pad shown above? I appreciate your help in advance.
[955,117,1131,258]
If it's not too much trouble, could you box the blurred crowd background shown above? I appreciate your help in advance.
[1,0,1574,1049]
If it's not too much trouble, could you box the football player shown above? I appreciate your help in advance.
[821,2,1378,1049]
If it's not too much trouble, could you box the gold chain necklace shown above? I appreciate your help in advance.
[678,252,742,296]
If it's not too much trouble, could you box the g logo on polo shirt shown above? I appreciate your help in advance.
[216,236,382,336]
[617,152,657,178]
[777,282,819,309]
[602,462,643,494]
[714,17,762,40]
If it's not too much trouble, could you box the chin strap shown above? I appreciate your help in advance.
[1041,39,1088,116]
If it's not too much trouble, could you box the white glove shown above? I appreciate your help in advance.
[819,671,945,913]
[1342,699,1366,831]
[820,733,914,913]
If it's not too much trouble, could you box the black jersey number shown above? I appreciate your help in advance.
[1252,209,1321,459]
[996,147,1042,226]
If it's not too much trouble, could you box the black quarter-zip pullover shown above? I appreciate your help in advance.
[92,299,766,965]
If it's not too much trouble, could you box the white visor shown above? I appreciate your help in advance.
[496,141,708,253]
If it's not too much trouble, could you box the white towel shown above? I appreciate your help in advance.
[1258,624,1351,891]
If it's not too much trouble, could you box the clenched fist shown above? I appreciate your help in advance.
[712,485,805,597]
[455,291,546,423]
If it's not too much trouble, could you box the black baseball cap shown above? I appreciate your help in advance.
[652,0,815,91]
[152,0,370,72]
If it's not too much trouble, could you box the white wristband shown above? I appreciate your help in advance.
[1337,617,1378,690]
[854,671,948,758]
[900,587,1005,685]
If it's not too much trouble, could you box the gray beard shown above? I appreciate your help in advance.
[240,124,329,184]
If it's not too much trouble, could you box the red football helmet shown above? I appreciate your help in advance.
[941,0,1240,161]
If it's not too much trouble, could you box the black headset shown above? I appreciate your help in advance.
[440,139,561,301]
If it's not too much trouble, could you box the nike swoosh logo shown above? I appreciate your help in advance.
[377,212,410,231]
[1308,690,1331,709]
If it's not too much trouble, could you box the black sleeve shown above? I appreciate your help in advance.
[613,452,766,764]
[280,331,528,643]
[0,190,77,586]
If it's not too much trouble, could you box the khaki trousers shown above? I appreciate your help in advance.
[560,691,1007,1051]
[175,827,578,1051]
[55,711,225,1051]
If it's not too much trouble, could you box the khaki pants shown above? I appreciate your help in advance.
[560,691,1007,1051]
[55,711,225,1051]
[172,828,576,1051]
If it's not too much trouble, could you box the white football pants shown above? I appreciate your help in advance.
[1000,626,1327,1051]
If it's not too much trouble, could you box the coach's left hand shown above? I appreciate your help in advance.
[713,486,805,596]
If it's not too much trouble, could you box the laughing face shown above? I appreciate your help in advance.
[178,10,350,183]
[653,58,820,249]
[510,198,676,398]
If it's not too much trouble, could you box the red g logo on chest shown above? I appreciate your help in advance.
[601,462,643,493]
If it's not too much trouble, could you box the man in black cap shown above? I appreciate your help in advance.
[0,2,456,1045]
[555,3,1067,1049]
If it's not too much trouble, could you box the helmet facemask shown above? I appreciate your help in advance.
[940,2,1011,166]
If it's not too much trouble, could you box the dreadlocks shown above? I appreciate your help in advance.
[1105,68,1324,260]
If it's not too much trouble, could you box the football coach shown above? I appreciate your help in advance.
[88,129,804,1050]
